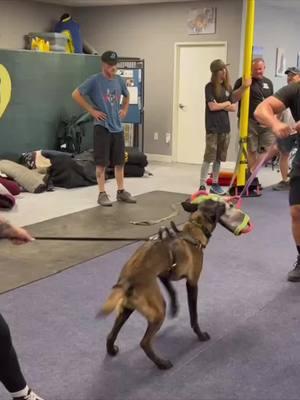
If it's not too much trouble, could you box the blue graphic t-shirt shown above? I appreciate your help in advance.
[78,73,129,133]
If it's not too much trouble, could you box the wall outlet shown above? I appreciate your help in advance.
[165,132,171,144]
[154,132,159,141]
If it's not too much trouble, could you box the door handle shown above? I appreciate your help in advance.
[179,103,186,110]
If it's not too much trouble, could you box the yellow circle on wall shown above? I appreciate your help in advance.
[0,64,12,118]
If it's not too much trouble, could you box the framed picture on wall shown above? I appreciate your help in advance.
[275,48,286,77]
[187,8,216,35]
[297,52,300,69]
[253,45,264,59]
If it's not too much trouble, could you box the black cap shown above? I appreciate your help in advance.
[285,67,300,75]
[101,51,118,66]
[210,59,229,73]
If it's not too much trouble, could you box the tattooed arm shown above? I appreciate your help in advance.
[0,217,33,244]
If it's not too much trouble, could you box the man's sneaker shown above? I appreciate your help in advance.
[117,190,136,204]
[287,256,300,282]
[97,192,113,207]
[272,180,289,191]
[199,185,207,192]
[14,389,44,400]
[210,183,225,195]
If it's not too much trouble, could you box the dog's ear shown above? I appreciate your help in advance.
[181,201,198,213]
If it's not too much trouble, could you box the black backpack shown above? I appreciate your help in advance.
[56,113,92,154]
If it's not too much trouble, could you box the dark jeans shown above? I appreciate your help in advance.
[0,313,26,393]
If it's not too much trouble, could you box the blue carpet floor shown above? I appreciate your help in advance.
[0,190,299,400]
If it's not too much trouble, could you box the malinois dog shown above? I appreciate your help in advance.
[99,198,246,369]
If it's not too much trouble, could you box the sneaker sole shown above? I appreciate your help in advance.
[98,202,113,207]
[287,276,300,282]
[117,199,137,204]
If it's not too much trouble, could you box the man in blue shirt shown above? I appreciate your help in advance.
[72,50,136,206]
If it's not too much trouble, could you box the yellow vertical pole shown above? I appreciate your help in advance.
[237,0,256,186]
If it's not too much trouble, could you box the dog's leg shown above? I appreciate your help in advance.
[159,276,179,318]
[140,317,172,370]
[106,307,134,356]
[186,282,210,341]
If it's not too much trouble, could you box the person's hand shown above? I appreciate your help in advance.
[293,121,300,133]
[90,109,107,121]
[242,78,252,89]
[119,109,127,120]
[271,120,293,139]
[3,225,34,245]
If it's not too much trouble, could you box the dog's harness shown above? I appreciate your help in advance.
[165,221,210,273]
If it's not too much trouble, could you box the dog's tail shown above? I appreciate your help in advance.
[97,281,132,318]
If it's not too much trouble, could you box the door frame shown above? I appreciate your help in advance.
[172,41,228,162]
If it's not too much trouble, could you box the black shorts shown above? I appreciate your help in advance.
[289,177,300,206]
[94,125,125,167]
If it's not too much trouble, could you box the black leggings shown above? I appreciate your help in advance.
[0,313,26,393]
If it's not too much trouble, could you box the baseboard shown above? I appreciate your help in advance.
[146,154,236,169]
[146,153,172,163]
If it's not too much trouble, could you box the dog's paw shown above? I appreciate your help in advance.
[157,359,173,370]
[107,344,119,356]
[198,332,210,342]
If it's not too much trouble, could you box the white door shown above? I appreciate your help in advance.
[174,42,227,164]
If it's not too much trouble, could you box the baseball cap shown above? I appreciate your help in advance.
[210,59,230,73]
[101,51,118,66]
[285,67,300,75]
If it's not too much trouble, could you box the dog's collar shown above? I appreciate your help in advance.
[190,219,212,241]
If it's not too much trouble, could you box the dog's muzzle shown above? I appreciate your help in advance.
[190,193,252,236]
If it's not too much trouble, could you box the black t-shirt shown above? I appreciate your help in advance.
[234,76,273,119]
[274,82,300,175]
[205,82,232,134]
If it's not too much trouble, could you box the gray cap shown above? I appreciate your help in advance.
[285,67,300,75]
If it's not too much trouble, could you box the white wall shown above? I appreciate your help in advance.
[74,0,243,158]
[0,0,70,50]
[254,3,300,91]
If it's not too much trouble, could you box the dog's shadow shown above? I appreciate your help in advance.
[88,325,262,400]
[87,325,212,400]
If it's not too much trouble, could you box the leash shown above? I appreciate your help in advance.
[129,204,179,226]
[34,235,154,242]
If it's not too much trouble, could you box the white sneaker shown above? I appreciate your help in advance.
[14,389,44,400]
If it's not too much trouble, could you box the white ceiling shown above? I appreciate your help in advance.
[33,0,194,7]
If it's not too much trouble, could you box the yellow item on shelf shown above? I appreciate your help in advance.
[31,37,50,52]
[61,30,75,53]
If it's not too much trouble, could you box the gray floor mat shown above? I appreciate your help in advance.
[0,191,188,293]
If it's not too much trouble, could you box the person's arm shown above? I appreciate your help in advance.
[254,96,292,138]
[208,100,232,112]
[0,217,33,244]
[119,77,130,120]
[231,77,252,103]
[205,83,231,112]
[72,76,107,121]
[72,89,107,121]
[224,103,237,112]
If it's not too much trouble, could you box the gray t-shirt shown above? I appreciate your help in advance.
[78,73,129,133]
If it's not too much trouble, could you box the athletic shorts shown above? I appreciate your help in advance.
[248,119,275,153]
[289,177,300,206]
[277,136,297,155]
[203,133,230,163]
[94,125,125,167]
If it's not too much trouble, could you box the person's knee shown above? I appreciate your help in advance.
[96,165,105,177]
[290,206,300,223]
